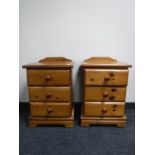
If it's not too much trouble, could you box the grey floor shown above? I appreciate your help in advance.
[19,103,135,155]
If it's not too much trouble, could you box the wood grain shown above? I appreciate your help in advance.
[82,57,132,68]
[27,70,70,86]
[81,57,131,127]
[85,69,129,85]
[85,86,126,101]
[23,57,74,128]
[29,86,71,102]
[29,107,74,128]
[23,57,73,69]
[30,102,72,117]
[81,114,126,128]
[84,102,125,117]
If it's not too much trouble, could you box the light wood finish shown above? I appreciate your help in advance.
[30,102,72,117]
[23,57,74,128]
[81,57,131,128]
[85,69,128,86]
[29,108,74,128]
[81,114,126,128]
[27,70,70,86]
[29,87,71,102]
[84,102,125,117]
[82,57,131,68]
[85,86,126,101]
[23,57,73,69]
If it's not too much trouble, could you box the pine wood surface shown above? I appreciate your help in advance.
[82,57,132,68]
[81,114,127,128]
[23,57,73,69]
[30,102,72,117]
[85,86,126,101]
[81,57,131,128]
[29,107,74,128]
[28,86,71,102]
[23,57,74,128]
[27,69,71,86]
[85,69,129,85]
[84,102,125,117]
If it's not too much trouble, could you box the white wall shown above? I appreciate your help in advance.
[19,0,135,102]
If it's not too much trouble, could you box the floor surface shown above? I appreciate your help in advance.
[19,103,135,155]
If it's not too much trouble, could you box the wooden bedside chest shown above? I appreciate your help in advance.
[81,57,132,128]
[23,57,74,128]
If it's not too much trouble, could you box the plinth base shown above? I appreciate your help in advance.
[81,114,127,128]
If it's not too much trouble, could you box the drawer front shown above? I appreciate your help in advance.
[84,102,125,117]
[29,87,71,102]
[85,86,126,101]
[30,102,72,117]
[27,70,70,86]
[85,69,128,85]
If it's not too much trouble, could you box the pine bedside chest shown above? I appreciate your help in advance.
[23,57,74,128]
[81,57,132,128]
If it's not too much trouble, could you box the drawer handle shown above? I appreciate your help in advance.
[102,108,107,113]
[109,72,114,77]
[90,78,94,81]
[45,75,51,81]
[46,92,52,98]
[103,91,108,97]
[111,88,116,92]
[113,104,117,108]
[47,107,53,113]
[104,76,110,81]
[109,96,115,100]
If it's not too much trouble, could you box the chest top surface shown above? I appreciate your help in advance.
[81,57,132,68]
[22,57,73,69]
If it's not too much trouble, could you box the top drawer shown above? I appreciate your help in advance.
[27,70,71,86]
[84,69,128,86]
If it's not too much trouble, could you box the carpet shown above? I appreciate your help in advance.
[19,103,135,155]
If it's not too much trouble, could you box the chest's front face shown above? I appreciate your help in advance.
[81,57,131,128]
[23,57,74,128]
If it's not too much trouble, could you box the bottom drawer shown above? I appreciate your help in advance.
[84,102,125,117]
[30,102,72,117]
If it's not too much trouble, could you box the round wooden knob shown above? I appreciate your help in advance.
[103,91,108,97]
[104,76,110,81]
[109,96,115,100]
[111,88,116,92]
[90,78,94,81]
[46,92,52,98]
[102,108,107,113]
[47,107,53,113]
[109,72,114,76]
[45,75,51,81]
[113,104,117,108]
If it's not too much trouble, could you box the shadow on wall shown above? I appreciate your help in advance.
[19,83,30,122]
[20,83,28,103]
[72,66,84,103]
[72,66,84,122]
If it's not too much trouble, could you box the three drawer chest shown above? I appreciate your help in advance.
[81,57,132,127]
[23,57,74,128]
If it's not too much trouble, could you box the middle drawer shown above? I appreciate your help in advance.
[85,86,126,101]
[29,87,71,102]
